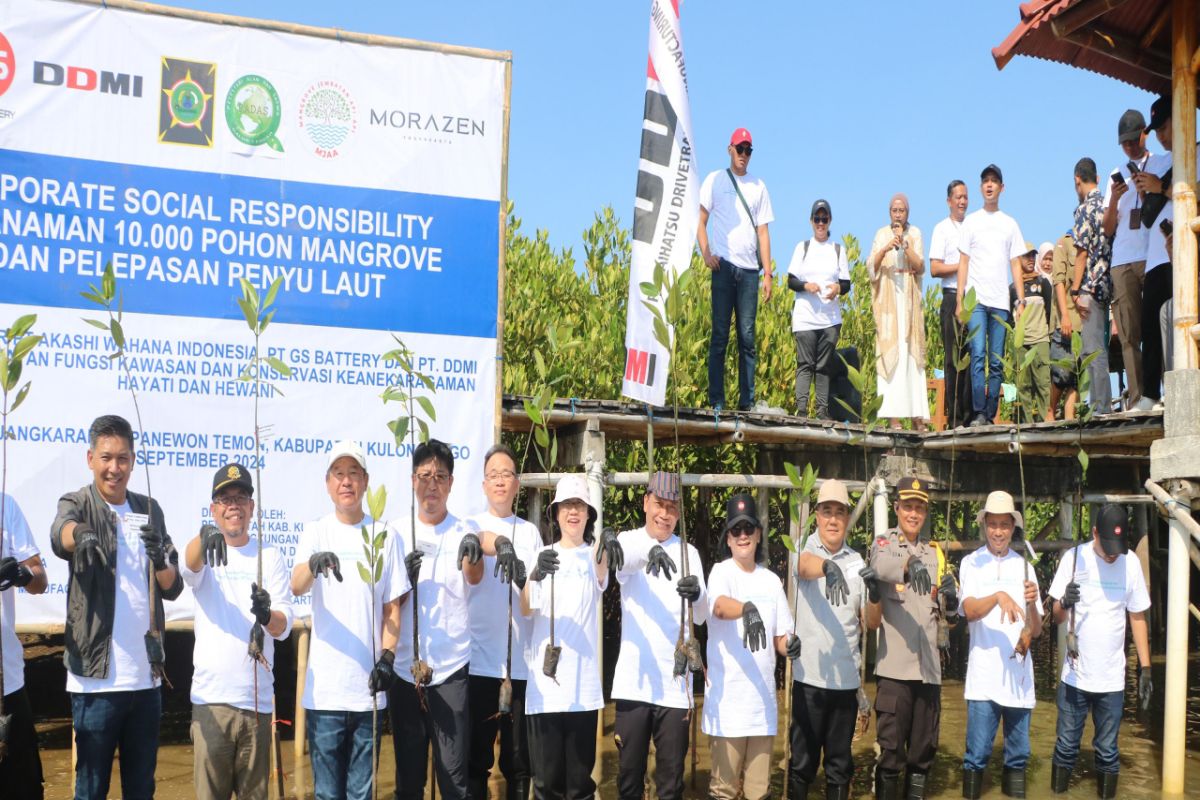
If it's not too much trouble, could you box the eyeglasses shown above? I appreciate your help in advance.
[329,469,366,483]
[416,471,451,486]
[214,493,252,507]
[728,522,757,538]
[813,216,830,224]
[486,469,517,482]
[734,144,753,156]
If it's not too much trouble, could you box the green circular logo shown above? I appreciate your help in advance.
[225,74,283,152]
[169,78,207,126]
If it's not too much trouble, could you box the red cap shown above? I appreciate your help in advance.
[729,128,752,146]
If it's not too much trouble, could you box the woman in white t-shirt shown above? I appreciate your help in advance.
[702,493,796,800]
[520,474,622,800]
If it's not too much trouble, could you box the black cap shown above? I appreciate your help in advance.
[1095,504,1129,556]
[981,163,1003,183]
[811,199,832,219]
[1118,109,1146,143]
[212,463,254,499]
[895,476,929,503]
[1146,95,1170,133]
[723,492,760,532]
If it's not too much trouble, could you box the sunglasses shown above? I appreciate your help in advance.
[813,216,830,224]
[734,144,753,156]
[728,522,757,538]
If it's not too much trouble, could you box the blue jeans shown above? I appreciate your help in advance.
[708,258,759,409]
[967,305,1009,420]
[963,699,1031,771]
[71,688,162,800]
[1052,682,1123,774]
[307,709,378,800]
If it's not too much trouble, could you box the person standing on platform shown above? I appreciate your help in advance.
[1050,232,1081,421]
[1047,504,1151,799]
[788,479,864,800]
[865,477,957,800]
[1010,243,1054,422]
[702,494,798,800]
[51,414,184,800]
[0,492,48,799]
[929,179,973,428]
[611,471,707,800]
[959,491,1043,799]
[1069,157,1114,414]
[697,127,775,412]
[868,194,930,429]
[183,463,294,800]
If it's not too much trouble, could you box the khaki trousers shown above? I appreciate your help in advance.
[708,734,774,800]
[1111,260,1145,402]
[191,702,271,800]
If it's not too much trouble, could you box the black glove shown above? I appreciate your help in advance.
[309,551,343,582]
[741,601,767,652]
[597,527,624,571]
[457,532,483,568]
[822,559,849,606]
[250,582,272,626]
[0,557,32,591]
[907,555,932,596]
[1138,667,1153,711]
[676,574,701,602]
[72,525,107,573]
[199,524,227,568]
[1060,581,1081,610]
[785,633,802,660]
[529,549,559,582]
[939,572,958,609]
[646,544,677,580]
[140,524,168,571]
[513,558,528,590]
[404,550,423,582]
[492,535,518,584]
[859,566,881,603]
[368,650,397,694]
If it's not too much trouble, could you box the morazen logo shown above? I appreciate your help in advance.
[368,108,487,140]
[159,57,216,147]
[225,74,283,152]
[0,33,15,98]
[298,80,356,159]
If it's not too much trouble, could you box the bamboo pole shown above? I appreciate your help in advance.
[293,625,311,800]
[493,58,513,445]
[1173,0,1200,374]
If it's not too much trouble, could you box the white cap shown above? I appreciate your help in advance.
[327,440,367,472]
[550,473,595,513]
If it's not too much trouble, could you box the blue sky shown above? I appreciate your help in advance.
[158,0,1159,266]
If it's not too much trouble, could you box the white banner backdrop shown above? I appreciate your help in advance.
[0,0,508,623]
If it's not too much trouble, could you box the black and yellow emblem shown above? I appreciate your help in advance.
[159,57,216,147]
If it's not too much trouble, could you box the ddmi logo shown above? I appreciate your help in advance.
[33,61,143,97]
[624,347,658,386]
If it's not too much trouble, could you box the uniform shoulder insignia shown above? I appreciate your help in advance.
[876,537,888,547]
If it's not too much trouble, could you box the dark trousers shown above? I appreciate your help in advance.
[613,699,689,800]
[388,665,472,800]
[71,687,161,800]
[1052,682,1124,775]
[526,710,598,800]
[708,258,759,409]
[874,677,940,776]
[788,682,857,787]
[467,675,530,784]
[793,325,841,418]
[0,689,44,800]
[940,288,972,427]
[1142,263,1172,401]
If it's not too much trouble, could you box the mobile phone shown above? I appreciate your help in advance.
[1161,218,1173,236]
[1111,170,1126,186]
[1128,161,1141,176]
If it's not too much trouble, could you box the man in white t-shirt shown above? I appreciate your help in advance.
[389,439,487,800]
[0,493,48,799]
[182,463,294,800]
[1047,505,1151,799]
[930,179,972,427]
[959,492,1043,800]
[291,440,408,800]
[957,164,1027,427]
[611,470,708,800]
[786,199,850,419]
[50,414,184,800]
[697,127,775,411]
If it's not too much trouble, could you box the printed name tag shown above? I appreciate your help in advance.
[415,537,439,557]
[124,512,150,531]
[1129,207,1142,229]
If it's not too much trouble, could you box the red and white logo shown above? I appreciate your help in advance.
[0,33,15,98]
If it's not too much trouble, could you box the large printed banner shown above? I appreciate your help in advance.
[0,0,508,623]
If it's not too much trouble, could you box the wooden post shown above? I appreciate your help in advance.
[293,625,310,800]
[1173,0,1200,373]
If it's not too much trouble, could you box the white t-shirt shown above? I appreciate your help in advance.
[1048,543,1150,693]
[786,238,850,332]
[468,512,542,680]
[66,501,156,693]
[524,541,607,714]
[929,216,963,290]
[299,513,408,712]
[699,169,774,271]
[1103,150,1157,266]
[959,546,1043,709]
[611,528,708,709]
[1141,147,1198,271]
[181,536,295,711]
[701,559,792,738]
[1,494,39,694]
[392,512,477,686]
[958,208,1025,310]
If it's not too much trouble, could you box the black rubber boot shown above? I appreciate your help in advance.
[789,777,810,799]
[468,777,488,800]
[1096,771,1119,799]
[905,770,927,800]
[961,768,983,800]
[1001,768,1026,798]
[877,771,903,800]
[826,783,849,800]
[506,778,530,800]
[1050,763,1072,794]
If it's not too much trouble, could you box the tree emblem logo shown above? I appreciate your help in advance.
[297,80,356,159]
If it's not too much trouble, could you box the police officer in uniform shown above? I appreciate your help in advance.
[863,477,957,800]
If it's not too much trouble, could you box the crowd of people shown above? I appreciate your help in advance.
[699,95,1183,426]
[0,414,1155,800]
